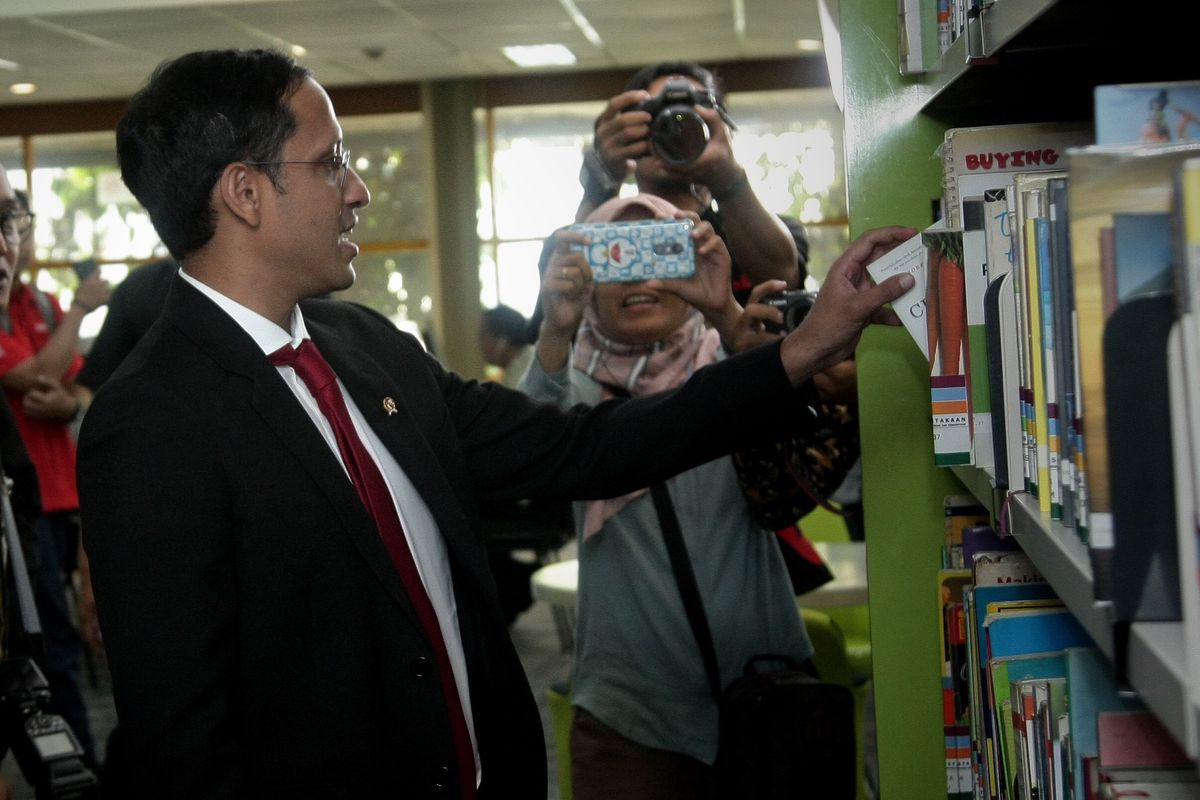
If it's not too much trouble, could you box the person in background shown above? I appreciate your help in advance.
[0,187,109,767]
[577,60,801,302]
[0,163,52,800]
[523,192,840,800]
[75,256,177,393]
[478,303,533,389]
[75,47,913,797]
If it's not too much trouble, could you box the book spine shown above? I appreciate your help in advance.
[1036,213,1063,521]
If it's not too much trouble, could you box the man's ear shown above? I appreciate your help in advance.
[216,162,264,229]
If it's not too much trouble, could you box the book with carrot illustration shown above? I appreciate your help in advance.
[925,226,971,466]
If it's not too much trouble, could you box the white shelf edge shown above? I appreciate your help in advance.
[1128,622,1190,759]
[1003,492,1193,758]
[1006,492,1112,654]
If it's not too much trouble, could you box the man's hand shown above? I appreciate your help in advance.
[780,225,918,385]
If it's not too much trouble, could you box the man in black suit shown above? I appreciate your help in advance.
[75,48,914,798]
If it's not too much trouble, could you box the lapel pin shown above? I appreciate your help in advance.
[382,396,397,416]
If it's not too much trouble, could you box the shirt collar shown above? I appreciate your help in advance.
[178,269,309,355]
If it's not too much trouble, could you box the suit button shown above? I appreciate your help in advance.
[412,656,432,678]
[432,764,452,793]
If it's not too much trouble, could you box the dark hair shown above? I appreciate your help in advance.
[482,304,529,344]
[12,189,28,212]
[624,61,726,108]
[116,49,312,260]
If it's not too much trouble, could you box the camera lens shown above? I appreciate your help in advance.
[650,108,710,166]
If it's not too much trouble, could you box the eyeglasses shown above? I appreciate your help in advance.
[244,151,351,189]
[0,209,34,244]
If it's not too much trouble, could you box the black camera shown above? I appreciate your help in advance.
[631,79,730,166]
[762,290,818,334]
[0,659,98,799]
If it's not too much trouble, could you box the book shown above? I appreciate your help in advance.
[1095,81,1200,145]
[1066,142,1200,600]
[1174,157,1200,754]
[988,652,1066,799]
[940,122,1094,230]
[985,268,1025,492]
[945,494,990,569]
[1013,171,1071,520]
[963,194,996,476]
[927,227,972,466]
[961,523,1020,567]
[898,0,937,75]
[1064,646,1147,800]
[866,228,931,357]
[966,582,1061,798]
[971,549,1044,586]
[1046,176,1080,530]
[941,125,1092,480]
[1099,781,1200,799]
[1097,710,1192,772]
[940,568,975,799]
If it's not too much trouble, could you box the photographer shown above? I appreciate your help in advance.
[576,61,801,302]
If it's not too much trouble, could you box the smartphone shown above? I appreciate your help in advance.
[567,219,695,283]
[71,258,98,281]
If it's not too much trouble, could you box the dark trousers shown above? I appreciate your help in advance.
[570,707,719,800]
[32,512,96,762]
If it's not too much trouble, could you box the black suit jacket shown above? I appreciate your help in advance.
[77,276,814,798]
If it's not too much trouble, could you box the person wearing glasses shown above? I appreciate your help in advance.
[75,48,914,798]
[0,186,109,769]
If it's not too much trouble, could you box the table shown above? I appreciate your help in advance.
[530,541,868,650]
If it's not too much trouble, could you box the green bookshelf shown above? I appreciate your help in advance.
[840,0,1198,793]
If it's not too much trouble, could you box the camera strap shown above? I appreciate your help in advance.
[0,457,44,653]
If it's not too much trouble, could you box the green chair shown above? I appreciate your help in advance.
[800,505,873,683]
[547,682,574,800]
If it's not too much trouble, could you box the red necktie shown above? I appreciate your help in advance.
[271,340,476,798]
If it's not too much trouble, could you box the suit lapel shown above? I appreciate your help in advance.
[162,279,423,628]
[308,320,495,598]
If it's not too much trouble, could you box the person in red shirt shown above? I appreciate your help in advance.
[0,188,110,764]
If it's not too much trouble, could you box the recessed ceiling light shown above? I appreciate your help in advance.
[502,44,576,68]
[9,83,37,96]
[796,38,823,52]
[290,44,307,58]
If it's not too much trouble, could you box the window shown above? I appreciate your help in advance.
[476,102,598,319]
[13,131,164,338]
[334,113,432,339]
